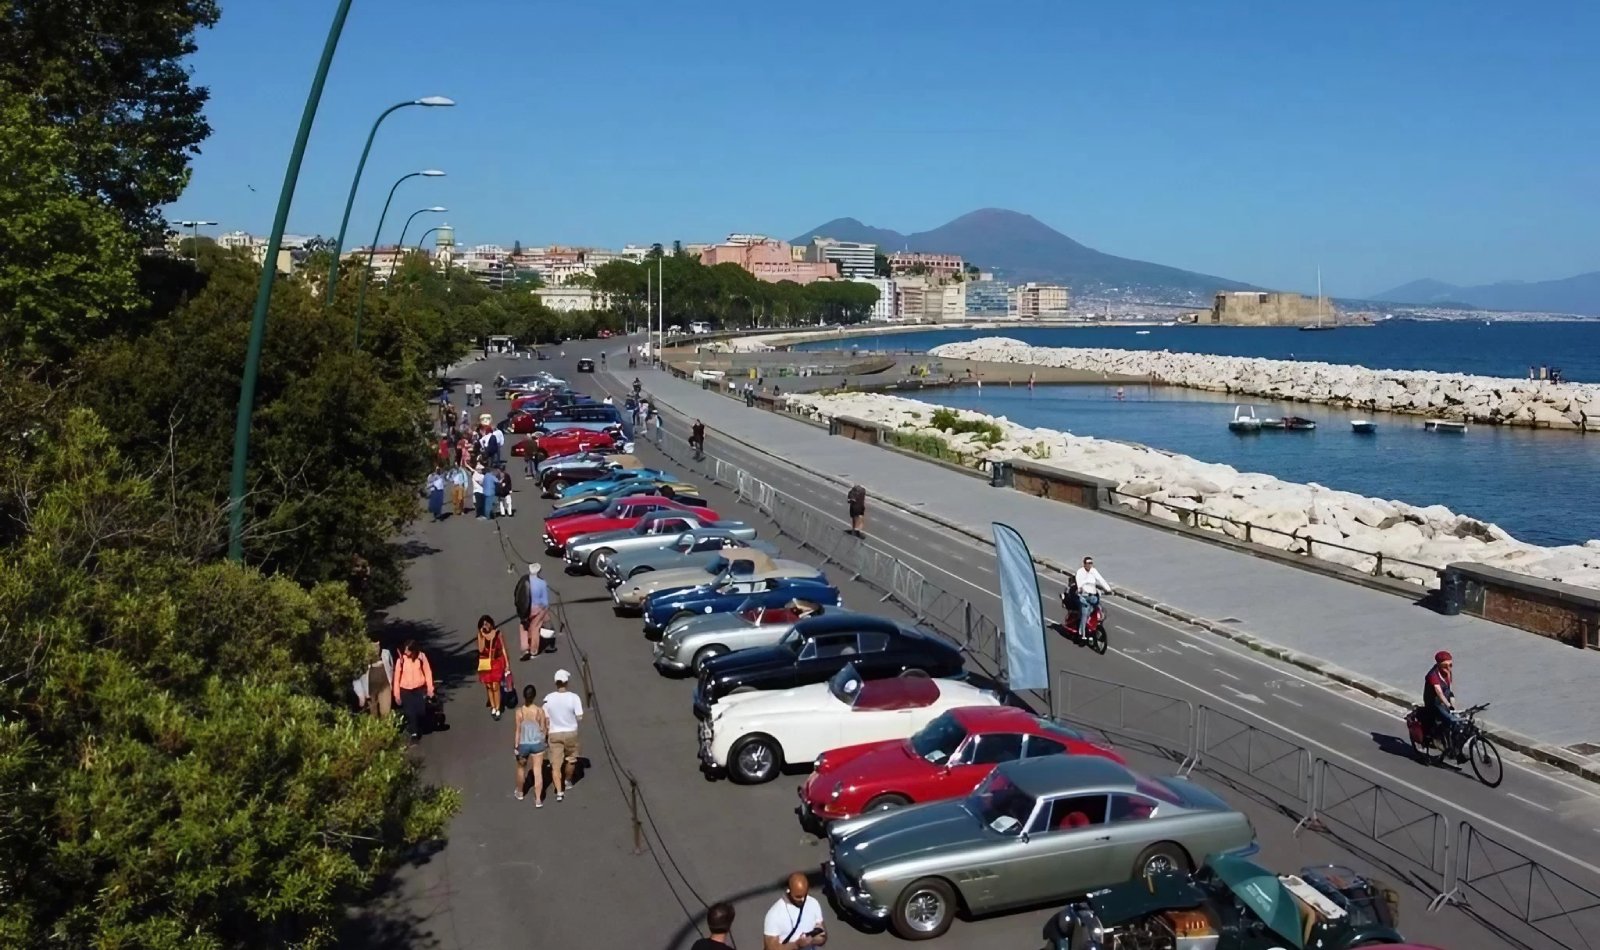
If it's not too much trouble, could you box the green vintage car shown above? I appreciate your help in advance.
[1051,855,1407,950]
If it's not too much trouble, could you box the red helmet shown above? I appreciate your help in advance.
[1434,650,1453,663]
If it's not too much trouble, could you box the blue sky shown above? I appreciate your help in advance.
[166,0,1599,296]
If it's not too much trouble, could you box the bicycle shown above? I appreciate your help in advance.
[1406,702,1502,787]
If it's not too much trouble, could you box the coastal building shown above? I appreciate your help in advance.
[887,251,964,282]
[852,277,897,321]
[966,280,1012,315]
[1209,291,1328,327]
[806,238,877,279]
[936,282,967,322]
[1013,282,1070,317]
[699,235,839,284]
[535,286,607,312]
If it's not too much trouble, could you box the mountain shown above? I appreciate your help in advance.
[792,208,1258,299]
[1376,272,1600,316]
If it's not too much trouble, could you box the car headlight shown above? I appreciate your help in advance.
[814,753,828,770]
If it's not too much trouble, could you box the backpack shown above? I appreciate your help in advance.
[848,485,866,506]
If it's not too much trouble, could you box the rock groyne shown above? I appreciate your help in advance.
[779,390,1600,592]
[928,337,1600,430]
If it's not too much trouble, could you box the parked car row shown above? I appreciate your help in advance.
[535,426,1428,948]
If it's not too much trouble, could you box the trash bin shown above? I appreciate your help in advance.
[1437,568,1463,616]
[989,460,1014,489]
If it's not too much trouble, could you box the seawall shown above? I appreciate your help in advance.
[929,337,1600,430]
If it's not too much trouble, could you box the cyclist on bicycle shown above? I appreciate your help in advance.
[1424,651,1463,756]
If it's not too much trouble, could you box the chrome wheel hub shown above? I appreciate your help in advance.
[738,743,772,776]
[906,890,945,932]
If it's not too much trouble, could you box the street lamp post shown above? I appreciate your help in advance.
[227,0,354,563]
[391,207,446,281]
[178,219,217,261]
[324,96,454,305]
[353,171,444,346]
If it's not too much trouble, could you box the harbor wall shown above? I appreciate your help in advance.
[928,337,1600,430]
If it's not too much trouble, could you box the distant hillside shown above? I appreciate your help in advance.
[793,208,1258,301]
[1376,271,1600,316]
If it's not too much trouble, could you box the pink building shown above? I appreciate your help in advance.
[700,237,839,284]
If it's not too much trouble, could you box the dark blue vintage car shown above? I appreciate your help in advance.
[642,577,841,634]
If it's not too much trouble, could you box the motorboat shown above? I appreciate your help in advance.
[1424,419,1468,434]
[1350,419,1376,434]
[1228,406,1262,433]
[1262,416,1317,430]
[1135,330,1151,335]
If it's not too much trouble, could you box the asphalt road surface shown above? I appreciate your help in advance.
[355,345,1600,950]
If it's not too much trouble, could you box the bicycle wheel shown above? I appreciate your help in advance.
[1465,734,1503,787]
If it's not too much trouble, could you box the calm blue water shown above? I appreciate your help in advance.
[796,321,1600,382]
[918,383,1599,547]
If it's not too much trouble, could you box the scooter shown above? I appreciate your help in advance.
[1059,588,1109,654]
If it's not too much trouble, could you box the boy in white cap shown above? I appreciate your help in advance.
[543,669,584,801]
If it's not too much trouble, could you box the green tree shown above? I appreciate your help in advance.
[0,92,140,361]
[874,249,891,278]
[0,0,221,238]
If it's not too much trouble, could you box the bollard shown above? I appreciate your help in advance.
[630,778,645,854]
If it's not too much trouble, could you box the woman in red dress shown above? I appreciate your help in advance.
[475,614,510,720]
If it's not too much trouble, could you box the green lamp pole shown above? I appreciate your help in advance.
[353,171,443,346]
[324,96,454,305]
[227,0,354,563]
[391,206,447,282]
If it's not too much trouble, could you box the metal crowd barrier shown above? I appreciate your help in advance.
[1443,821,1600,949]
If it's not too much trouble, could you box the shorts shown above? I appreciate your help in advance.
[515,742,546,761]
[848,503,865,519]
[547,731,580,764]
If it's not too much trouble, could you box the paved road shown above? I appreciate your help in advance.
[357,348,1600,950]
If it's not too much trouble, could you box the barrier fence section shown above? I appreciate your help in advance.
[1447,821,1600,950]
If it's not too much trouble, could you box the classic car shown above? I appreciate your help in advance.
[512,428,619,461]
[1051,857,1406,950]
[798,706,1124,833]
[538,453,642,495]
[543,490,697,524]
[642,576,840,634]
[577,357,595,372]
[510,389,583,413]
[824,756,1257,941]
[496,373,567,399]
[613,549,824,611]
[555,467,677,499]
[543,498,722,552]
[693,614,963,718]
[533,404,627,438]
[550,479,706,513]
[652,599,849,674]
[698,663,1001,785]
[561,513,747,575]
[604,531,773,587]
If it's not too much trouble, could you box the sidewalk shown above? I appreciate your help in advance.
[639,367,1600,775]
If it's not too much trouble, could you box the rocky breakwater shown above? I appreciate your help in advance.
[780,390,1600,591]
[929,337,1600,430]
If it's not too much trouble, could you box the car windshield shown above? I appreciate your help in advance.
[673,535,697,553]
[910,713,968,764]
[704,557,731,575]
[827,663,864,705]
[967,770,1035,836]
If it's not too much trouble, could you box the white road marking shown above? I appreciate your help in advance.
[1179,641,1214,655]
[1112,647,1600,877]
[1508,793,1553,812]
[1275,694,1305,708]
[1158,644,1183,655]
[1212,668,1241,681]
[1222,685,1265,705]
[1340,722,1371,736]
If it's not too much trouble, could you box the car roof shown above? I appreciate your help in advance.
[949,705,1046,731]
[998,754,1134,797]
[792,613,902,637]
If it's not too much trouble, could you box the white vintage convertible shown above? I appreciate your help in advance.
[698,663,1001,785]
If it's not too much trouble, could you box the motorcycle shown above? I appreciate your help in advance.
[1406,702,1502,787]
[1058,587,1108,655]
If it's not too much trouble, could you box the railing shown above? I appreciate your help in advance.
[1447,821,1600,949]
[1053,670,1196,768]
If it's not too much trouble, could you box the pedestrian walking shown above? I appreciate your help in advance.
[475,615,510,720]
[495,463,515,517]
[690,419,705,459]
[847,484,866,537]
[649,405,662,445]
[763,872,827,949]
[481,465,499,521]
[512,685,550,804]
[515,563,549,661]
[472,464,487,519]
[448,463,469,515]
[361,638,394,721]
[692,903,735,949]
[426,466,446,521]
[543,669,584,801]
[472,381,483,406]
[391,639,435,742]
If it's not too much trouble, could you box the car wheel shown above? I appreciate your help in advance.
[864,793,910,812]
[586,547,614,574]
[898,667,931,678]
[692,645,728,671]
[1131,842,1190,880]
[628,566,653,578]
[891,877,957,940]
[550,478,569,493]
[729,735,781,784]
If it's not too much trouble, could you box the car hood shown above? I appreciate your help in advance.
[830,741,926,785]
[625,566,724,596]
[710,680,839,720]
[545,502,604,521]
[1081,870,1209,925]
[831,801,978,877]
[551,515,618,537]
[663,611,754,640]
[567,527,638,549]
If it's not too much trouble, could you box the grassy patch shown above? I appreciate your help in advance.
[885,429,975,466]
[929,407,1003,444]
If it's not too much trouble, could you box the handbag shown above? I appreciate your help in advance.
[477,655,493,673]
[500,668,517,707]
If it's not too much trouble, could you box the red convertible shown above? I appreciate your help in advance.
[513,428,617,461]
[797,705,1123,834]
[543,496,721,552]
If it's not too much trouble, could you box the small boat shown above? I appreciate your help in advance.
[1350,419,1376,434]
[1424,419,1468,434]
[1229,405,1262,433]
[1262,416,1317,431]
[1135,330,1151,335]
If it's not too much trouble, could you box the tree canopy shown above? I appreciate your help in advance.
[591,256,880,329]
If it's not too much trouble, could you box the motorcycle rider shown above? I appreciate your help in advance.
[1072,556,1112,641]
[1424,651,1463,757]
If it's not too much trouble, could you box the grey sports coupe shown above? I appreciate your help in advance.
[652,600,859,674]
[603,533,777,589]
[825,755,1257,941]
[562,515,757,575]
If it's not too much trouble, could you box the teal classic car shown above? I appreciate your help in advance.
[824,756,1256,941]
[1051,856,1407,950]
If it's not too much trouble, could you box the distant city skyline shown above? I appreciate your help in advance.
[163,0,1599,297]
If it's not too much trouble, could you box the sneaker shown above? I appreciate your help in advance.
[515,791,524,801]
[492,708,502,721]
[556,791,564,802]
[535,798,544,809]
[520,652,533,662]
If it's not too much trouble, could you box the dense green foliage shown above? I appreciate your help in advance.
[590,250,880,329]
[929,407,1004,443]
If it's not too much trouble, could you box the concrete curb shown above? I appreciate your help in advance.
[645,382,1600,787]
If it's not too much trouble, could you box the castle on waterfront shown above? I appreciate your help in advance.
[1205,291,1332,327]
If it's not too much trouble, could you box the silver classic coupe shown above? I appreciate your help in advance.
[651,600,853,673]
[562,514,757,575]
[825,755,1257,941]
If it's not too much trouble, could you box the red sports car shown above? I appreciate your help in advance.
[513,428,616,461]
[542,497,721,552]
[797,705,1123,834]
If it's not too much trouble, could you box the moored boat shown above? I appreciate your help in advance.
[1262,416,1317,431]
[1228,405,1262,433]
[1350,419,1376,434]
[1424,418,1468,433]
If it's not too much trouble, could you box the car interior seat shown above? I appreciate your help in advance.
[1057,811,1091,830]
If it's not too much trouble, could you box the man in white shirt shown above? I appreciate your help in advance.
[1073,556,1112,641]
[543,669,585,802]
[763,872,827,950]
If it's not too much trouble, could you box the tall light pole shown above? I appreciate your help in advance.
[353,171,444,346]
[178,219,217,261]
[325,96,454,304]
[227,0,354,563]
[391,206,447,280]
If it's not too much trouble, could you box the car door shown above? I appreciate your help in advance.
[795,633,861,686]
[1100,793,1165,878]
[997,793,1116,909]
[847,630,895,677]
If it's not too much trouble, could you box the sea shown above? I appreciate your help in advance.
[797,321,1600,547]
